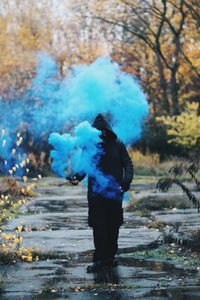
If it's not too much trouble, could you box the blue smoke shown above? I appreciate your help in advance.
[49,121,102,178]
[62,56,149,144]
[0,53,149,179]
[47,55,149,197]
[0,99,28,175]
[49,121,126,198]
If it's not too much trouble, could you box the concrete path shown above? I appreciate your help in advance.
[1,177,200,299]
[5,181,160,255]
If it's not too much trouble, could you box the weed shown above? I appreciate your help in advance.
[130,244,200,270]
[157,157,200,211]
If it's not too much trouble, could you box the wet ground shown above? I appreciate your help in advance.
[1,177,200,299]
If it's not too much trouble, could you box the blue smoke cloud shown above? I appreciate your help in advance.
[62,56,149,144]
[49,121,102,178]
[0,53,149,180]
[49,121,126,198]
[47,55,149,197]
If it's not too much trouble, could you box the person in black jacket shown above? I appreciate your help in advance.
[68,114,133,272]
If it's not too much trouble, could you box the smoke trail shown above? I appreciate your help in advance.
[0,53,149,179]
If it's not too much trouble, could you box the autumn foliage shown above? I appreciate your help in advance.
[157,102,200,148]
[0,0,199,159]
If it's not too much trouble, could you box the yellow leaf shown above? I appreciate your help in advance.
[27,255,33,262]
[23,176,28,183]
[17,225,23,233]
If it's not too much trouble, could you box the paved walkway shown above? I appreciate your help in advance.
[1,177,200,299]
[6,180,160,254]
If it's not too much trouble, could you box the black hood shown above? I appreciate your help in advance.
[92,114,117,139]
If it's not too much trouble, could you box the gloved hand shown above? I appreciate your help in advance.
[121,181,130,192]
[66,175,79,186]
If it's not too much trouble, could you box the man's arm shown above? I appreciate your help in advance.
[120,143,134,191]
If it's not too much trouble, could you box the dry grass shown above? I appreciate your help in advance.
[129,150,160,166]
[128,150,189,177]
[129,150,170,176]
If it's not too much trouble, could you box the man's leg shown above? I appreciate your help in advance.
[91,224,119,265]
[105,225,119,265]
[104,199,122,265]
[87,224,108,273]
[92,223,108,262]
[87,198,122,272]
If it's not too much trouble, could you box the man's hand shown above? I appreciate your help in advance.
[70,179,79,186]
[66,175,79,186]
[121,181,130,192]
[118,186,124,194]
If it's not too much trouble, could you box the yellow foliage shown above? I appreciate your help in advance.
[128,150,160,167]
[157,102,200,147]
[15,225,23,234]
[18,27,38,50]
[21,186,36,197]
[0,230,39,262]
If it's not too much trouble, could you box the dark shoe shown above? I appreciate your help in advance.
[86,259,118,273]
[86,261,104,273]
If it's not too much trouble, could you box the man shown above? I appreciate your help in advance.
[68,114,133,272]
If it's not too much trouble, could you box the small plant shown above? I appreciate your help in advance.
[0,226,40,263]
[157,156,200,212]
[0,176,36,225]
[0,130,42,264]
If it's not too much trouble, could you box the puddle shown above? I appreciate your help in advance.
[1,254,200,299]
[119,256,198,276]
[149,286,200,300]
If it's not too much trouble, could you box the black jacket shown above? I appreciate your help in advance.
[76,114,134,227]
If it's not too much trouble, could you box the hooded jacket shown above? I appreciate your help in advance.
[83,114,134,227]
[74,114,133,226]
[90,114,133,189]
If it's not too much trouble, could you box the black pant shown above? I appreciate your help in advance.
[92,223,119,262]
[88,195,123,263]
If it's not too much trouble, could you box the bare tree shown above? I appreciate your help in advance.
[91,0,200,115]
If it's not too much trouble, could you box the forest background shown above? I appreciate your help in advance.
[0,0,199,176]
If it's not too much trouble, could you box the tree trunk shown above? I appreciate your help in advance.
[170,35,181,115]
[170,65,180,115]
[156,53,170,114]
